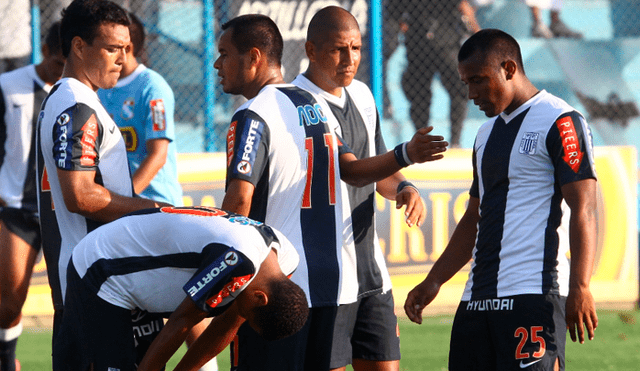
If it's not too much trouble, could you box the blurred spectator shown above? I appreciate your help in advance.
[527,0,583,38]
[0,0,31,74]
[399,0,479,147]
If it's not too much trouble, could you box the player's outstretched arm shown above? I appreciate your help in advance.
[404,196,479,324]
[137,298,208,371]
[339,126,448,187]
[562,178,598,344]
[174,301,246,371]
[56,168,170,222]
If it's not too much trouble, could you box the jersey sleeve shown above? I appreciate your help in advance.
[225,109,270,186]
[546,111,597,186]
[183,243,257,316]
[142,77,176,142]
[51,103,104,171]
[335,132,354,156]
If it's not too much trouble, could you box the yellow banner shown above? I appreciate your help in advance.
[22,147,638,315]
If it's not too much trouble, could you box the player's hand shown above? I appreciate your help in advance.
[395,187,425,227]
[406,126,448,164]
[404,280,440,324]
[566,286,598,344]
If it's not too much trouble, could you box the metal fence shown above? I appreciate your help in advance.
[2,0,640,152]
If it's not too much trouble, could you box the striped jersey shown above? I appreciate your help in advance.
[463,90,597,301]
[71,206,298,315]
[37,77,133,304]
[293,74,393,299]
[0,65,51,212]
[225,83,355,307]
[98,64,182,205]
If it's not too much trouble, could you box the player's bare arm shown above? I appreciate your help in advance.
[57,168,169,222]
[174,301,246,371]
[404,196,479,324]
[377,174,426,228]
[137,298,209,371]
[339,126,447,187]
[131,138,170,194]
[562,178,598,344]
[221,178,256,217]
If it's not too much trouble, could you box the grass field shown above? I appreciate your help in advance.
[16,308,640,370]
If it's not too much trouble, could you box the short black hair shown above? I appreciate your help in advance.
[128,12,145,58]
[221,14,283,67]
[458,29,525,74]
[252,277,308,341]
[45,21,62,56]
[60,0,130,58]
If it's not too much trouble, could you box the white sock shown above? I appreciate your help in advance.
[0,322,22,342]
[198,356,218,371]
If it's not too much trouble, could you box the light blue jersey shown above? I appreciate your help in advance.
[98,64,183,205]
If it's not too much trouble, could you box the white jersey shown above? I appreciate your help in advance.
[0,65,52,211]
[37,77,133,304]
[293,74,392,299]
[463,90,597,300]
[71,207,298,314]
[225,84,356,307]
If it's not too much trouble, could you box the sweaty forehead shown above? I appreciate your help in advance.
[96,23,130,45]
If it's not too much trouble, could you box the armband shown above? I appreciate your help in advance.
[397,180,419,194]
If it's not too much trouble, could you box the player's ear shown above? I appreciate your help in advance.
[502,59,517,80]
[304,40,315,61]
[253,290,268,307]
[71,36,85,59]
[249,47,262,68]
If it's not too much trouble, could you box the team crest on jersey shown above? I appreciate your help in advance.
[519,132,539,155]
[237,160,251,174]
[120,98,135,120]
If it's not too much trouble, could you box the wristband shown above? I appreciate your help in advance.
[402,141,414,166]
[397,180,419,194]
[394,142,413,167]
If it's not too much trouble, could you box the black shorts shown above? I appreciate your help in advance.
[231,306,338,371]
[330,290,401,368]
[0,207,41,250]
[449,294,567,371]
[53,262,165,371]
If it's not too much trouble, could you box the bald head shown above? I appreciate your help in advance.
[307,6,359,45]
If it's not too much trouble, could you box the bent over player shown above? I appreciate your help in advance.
[53,206,308,371]
[405,29,598,371]
[0,22,64,371]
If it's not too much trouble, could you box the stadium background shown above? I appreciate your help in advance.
[1,0,639,317]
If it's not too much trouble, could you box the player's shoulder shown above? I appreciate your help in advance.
[345,79,373,97]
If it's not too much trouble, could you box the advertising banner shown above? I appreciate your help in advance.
[22,147,638,315]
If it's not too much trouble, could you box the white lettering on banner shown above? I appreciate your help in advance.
[241,120,261,161]
[466,298,514,311]
[236,0,368,41]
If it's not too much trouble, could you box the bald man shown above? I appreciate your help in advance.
[292,6,439,371]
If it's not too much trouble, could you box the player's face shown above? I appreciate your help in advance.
[80,22,129,91]
[308,28,361,95]
[214,30,251,96]
[41,50,66,84]
[458,52,515,117]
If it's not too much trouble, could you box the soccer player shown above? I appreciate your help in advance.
[404,29,598,371]
[97,12,182,206]
[36,0,168,340]
[218,14,447,371]
[0,22,64,371]
[293,6,423,370]
[52,206,308,371]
